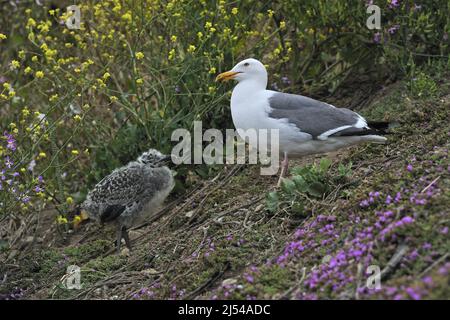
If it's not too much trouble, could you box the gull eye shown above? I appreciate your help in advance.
[243,62,250,67]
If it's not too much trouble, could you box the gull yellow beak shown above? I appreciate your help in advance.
[215,70,240,82]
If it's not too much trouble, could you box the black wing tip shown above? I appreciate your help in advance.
[100,204,126,223]
[332,120,399,138]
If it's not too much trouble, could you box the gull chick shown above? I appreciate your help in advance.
[81,149,174,253]
[216,58,388,186]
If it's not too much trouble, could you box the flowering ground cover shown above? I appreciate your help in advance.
[0,0,449,300]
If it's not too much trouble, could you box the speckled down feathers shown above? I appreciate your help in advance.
[82,160,174,228]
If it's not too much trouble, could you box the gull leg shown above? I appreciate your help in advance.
[115,224,122,254]
[122,227,132,251]
[277,152,289,187]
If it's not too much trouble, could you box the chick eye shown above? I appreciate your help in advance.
[243,62,250,67]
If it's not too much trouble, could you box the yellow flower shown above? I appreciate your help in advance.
[20,168,26,173]
[231,7,238,15]
[187,45,196,53]
[121,12,132,22]
[22,107,30,117]
[73,115,82,121]
[135,51,144,60]
[39,152,46,158]
[208,86,216,94]
[73,215,82,224]
[170,35,177,42]
[280,21,286,30]
[168,48,176,60]
[56,215,68,224]
[209,67,216,74]
[32,55,38,62]
[49,94,58,102]
[267,9,274,18]
[102,72,111,80]
[197,32,203,39]
[27,18,36,28]
[35,71,44,78]
[0,33,6,40]
[9,90,16,98]
[205,21,212,29]
[18,50,25,59]
[71,150,79,156]
[10,60,20,69]
[110,96,118,102]
[136,78,144,85]
[3,82,10,90]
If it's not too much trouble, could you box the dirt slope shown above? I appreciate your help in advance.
[1,76,449,300]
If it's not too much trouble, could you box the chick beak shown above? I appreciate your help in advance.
[73,209,90,229]
[215,70,240,82]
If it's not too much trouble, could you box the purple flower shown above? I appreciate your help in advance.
[401,216,414,224]
[245,275,254,283]
[389,0,401,8]
[4,156,13,168]
[405,287,421,300]
[281,76,291,85]
[360,199,370,208]
[27,160,36,172]
[406,164,413,172]
[388,25,400,35]
[373,32,381,44]
[422,276,433,286]
[440,227,448,235]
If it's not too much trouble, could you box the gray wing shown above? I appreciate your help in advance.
[268,92,370,139]
[88,164,156,219]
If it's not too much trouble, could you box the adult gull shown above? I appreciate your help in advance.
[216,58,388,186]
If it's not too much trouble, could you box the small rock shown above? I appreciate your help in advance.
[322,255,332,264]
[255,204,264,212]
[142,268,159,275]
[120,248,130,256]
[185,210,195,218]
[222,278,237,286]
[8,250,18,260]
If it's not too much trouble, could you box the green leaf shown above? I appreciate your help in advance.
[308,181,327,198]
[281,179,296,194]
[292,175,308,193]
[319,158,332,174]
[266,191,279,213]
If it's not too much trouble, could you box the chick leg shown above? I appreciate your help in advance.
[115,225,123,254]
[122,227,132,251]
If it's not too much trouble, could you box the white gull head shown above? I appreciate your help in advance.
[216,58,267,90]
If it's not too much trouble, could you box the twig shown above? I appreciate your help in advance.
[418,253,449,278]
[185,262,231,299]
[420,176,440,194]
[380,244,409,280]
